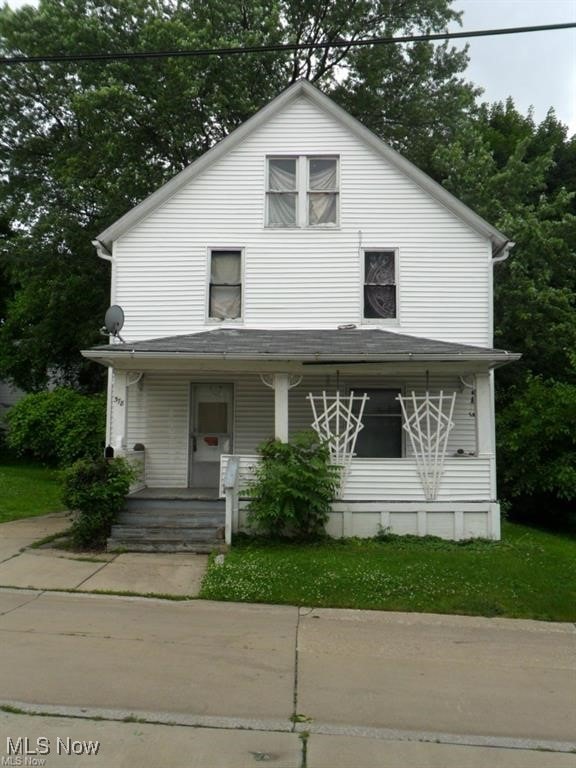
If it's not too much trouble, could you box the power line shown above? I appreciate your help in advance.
[0,22,575,66]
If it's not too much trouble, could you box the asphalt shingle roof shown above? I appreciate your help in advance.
[87,328,519,363]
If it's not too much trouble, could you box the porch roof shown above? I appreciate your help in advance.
[83,328,520,367]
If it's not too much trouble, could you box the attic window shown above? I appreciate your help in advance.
[266,156,339,227]
[209,250,242,320]
[364,250,397,320]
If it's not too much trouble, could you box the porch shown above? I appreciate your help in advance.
[82,328,520,547]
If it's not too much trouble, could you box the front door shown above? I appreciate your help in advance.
[189,383,234,489]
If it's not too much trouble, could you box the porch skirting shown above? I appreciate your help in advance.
[233,499,500,541]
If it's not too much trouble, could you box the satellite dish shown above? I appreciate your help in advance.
[102,305,125,341]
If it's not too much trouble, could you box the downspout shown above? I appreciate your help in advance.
[492,240,515,265]
[92,239,113,262]
[92,239,114,449]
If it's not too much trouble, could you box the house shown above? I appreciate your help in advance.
[82,80,520,551]
[0,380,24,430]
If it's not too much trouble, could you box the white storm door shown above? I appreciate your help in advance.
[189,383,234,488]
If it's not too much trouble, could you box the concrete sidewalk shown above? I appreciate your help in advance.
[0,514,208,596]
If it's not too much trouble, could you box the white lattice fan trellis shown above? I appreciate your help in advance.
[308,390,369,496]
[397,390,456,501]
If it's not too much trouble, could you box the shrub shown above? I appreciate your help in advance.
[246,431,340,539]
[6,388,105,465]
[62,457,135,549]
[497,378,576,528]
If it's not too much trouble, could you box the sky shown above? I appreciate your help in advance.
[3,0,576,136]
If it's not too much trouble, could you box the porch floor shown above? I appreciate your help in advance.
[129,487,221,500]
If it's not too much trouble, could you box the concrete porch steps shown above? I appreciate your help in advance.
[107,491,225,553]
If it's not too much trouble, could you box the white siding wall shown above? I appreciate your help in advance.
[113,95,492,346]
[0,380,24,427]
[124,371,478,488]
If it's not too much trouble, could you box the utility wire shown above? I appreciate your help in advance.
[0,22,575,65]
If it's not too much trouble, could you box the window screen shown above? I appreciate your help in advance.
[209,250,241,319]
[364,250,396,319]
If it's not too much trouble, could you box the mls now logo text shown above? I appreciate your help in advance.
[3,737,100,765]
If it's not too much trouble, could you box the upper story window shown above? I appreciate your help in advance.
[266,156,339,227]
[364,249,397,320]
[209,249,242,320]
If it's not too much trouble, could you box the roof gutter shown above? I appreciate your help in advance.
[492,240,515,264]
[81,349,522,364]
[92,239,113,263]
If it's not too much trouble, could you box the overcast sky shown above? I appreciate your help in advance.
[3,0,576,136]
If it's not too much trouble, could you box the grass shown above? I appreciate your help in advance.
[0,449,65,523]
[200,522,576,622]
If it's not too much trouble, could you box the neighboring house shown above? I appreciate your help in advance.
[0,380,24,431]
[82,80,520,551]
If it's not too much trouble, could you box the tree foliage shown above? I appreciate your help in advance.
[0,0,476,391]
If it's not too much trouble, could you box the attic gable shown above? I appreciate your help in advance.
[95,80,509,256]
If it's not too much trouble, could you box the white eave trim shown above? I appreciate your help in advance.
[95,81,510,254]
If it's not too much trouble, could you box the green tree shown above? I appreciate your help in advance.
[0,0,477,391]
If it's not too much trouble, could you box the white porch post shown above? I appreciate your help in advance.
[112,370,128,454]
[273,373,290,442]
[476,370,500,538]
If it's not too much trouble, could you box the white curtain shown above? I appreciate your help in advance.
[268,193,297,226]
[309,158,337,190]
[210,251,241,319]
[269,158,296,191]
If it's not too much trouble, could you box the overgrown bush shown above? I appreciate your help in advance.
[246,431,340,539]
[6,388,105,465]
[62,457,135,549]
[497,378,576,528]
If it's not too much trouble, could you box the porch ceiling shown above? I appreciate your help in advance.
[82,328,520,372]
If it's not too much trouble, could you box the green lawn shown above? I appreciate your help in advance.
[0,451,65,523]
[200,522,576,621]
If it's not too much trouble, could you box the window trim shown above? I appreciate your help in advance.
[265,155,340,228]
[361,247,400,326]
[205,247,245,324]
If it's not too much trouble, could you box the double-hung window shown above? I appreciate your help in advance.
[266,156,338,227]
[209,249,242,320]
[364,250,397,320]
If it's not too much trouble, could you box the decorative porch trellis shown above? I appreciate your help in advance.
[397,390,456,501]
[308,390,369,497]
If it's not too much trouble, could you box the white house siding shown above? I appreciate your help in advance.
[122,371,479,488]
[112,94,492,347]
[220,455,498,540]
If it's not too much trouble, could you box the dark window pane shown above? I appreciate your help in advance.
[198,402,228,433]
[364,285,396,318]
[362,389,401,415]
[355,416,402,458]
[365,251,395,283]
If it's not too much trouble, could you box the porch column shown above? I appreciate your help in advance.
[273,373,290,442]
[112,369,127,453]
[475,371,494,458]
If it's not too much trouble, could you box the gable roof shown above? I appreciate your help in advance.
[96,80,510,256]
